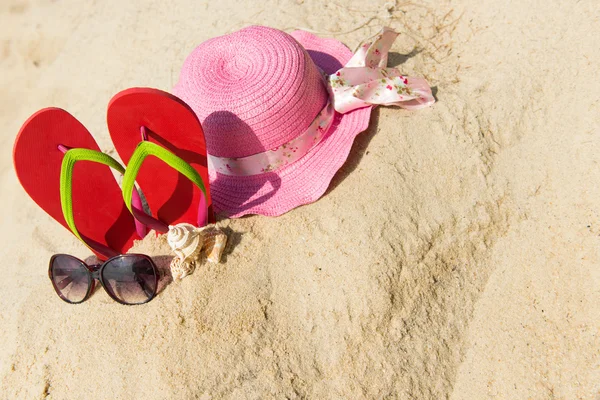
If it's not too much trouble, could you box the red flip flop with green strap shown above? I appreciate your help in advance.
[120,140,208,233]
[107,88,213,230]
[13,108,146,260]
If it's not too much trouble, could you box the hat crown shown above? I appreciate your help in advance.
[174,25,328,158]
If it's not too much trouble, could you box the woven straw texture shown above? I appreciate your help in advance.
[173,26,372,217]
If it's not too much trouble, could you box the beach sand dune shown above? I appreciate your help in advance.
[0,0,598,398]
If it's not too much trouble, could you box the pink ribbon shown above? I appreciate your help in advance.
[329,27,435,112]
[209,102,335,176]
[209,27,435,177]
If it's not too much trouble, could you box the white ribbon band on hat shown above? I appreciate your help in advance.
[208,27,435,177]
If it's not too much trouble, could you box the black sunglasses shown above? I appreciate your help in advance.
[48,254,159,305]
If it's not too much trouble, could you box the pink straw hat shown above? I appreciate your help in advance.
[174,26,434,217]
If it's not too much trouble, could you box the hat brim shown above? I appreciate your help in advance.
[210,30,372,217]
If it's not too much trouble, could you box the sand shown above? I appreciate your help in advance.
[1,0,599,398]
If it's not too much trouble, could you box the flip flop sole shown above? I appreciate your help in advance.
[107,88,212,227]
[13,108,140,258]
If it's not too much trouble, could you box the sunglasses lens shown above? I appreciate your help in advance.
[101,255,157,304]
[50,255,91,303]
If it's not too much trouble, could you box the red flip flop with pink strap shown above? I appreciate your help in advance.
[107,88,213,230]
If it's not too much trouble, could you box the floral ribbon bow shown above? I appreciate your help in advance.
[209,27,434,177]
[328,26,435,113]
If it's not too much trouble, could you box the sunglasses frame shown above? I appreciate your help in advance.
[48,253,159,305]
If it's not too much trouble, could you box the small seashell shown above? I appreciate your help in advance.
[167,223,204,263]
[201,227,228,263]
[166,223,229,281]
[169,257,196,281]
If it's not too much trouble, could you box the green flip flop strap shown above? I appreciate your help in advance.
[122,141,208,231]
[60,148,126,258]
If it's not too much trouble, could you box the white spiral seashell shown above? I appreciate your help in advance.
[170,257,195,281]
[167,223,204,263]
